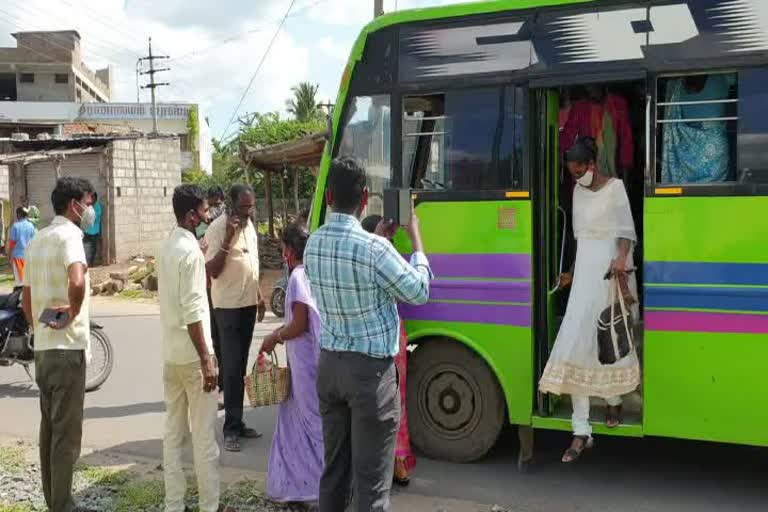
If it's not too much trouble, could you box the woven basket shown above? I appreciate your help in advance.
[246,352,290,407]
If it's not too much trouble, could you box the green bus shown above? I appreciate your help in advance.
[310,0,768,463]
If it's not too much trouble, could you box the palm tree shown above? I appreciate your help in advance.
[286,82,321,122]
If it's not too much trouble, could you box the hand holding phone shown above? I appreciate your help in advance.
[39,306,71,330]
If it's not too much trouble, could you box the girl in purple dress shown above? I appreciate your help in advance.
[260,223,323,507]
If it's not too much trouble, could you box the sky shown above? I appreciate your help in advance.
[0,0,479,141]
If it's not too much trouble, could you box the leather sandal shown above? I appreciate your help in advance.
[561,435,593,463]
[606,405,622,428]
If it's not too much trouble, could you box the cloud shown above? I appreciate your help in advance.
[316,36,351,61]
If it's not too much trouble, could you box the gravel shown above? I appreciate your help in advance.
[0,453,312,512]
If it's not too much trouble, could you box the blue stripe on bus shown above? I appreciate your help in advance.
[644,262,768,286]
[644,286,768,313]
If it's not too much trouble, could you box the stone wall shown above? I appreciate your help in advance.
[109,137,181,262]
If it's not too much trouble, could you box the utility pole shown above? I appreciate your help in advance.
[374,0,384,18]
[139,37,169,134]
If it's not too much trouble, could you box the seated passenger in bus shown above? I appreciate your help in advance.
[661,74,737,184]
[539,137,641,463]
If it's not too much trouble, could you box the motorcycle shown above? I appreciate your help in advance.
[270,263,289,318]
[0,287,114,392]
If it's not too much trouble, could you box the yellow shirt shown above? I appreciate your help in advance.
[203,214,260,309]
[23,216,90,352]
[157,227,213,365]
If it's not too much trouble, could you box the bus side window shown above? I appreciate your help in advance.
[655,72,738,185]
[737,68,768,184]
[403,86,526,192]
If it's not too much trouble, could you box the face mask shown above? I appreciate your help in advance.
[577,170,594,188]
[75,201,96,231]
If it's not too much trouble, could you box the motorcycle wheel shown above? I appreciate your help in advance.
[271,287,286,318]
[86,328,114,392]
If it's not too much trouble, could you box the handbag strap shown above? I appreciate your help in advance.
[615,277,634,350]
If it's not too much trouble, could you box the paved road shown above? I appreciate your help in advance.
[1,297,766,511]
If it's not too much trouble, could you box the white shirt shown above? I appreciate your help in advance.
[157,226,213,365]
[203,214,261,309]
[23,216,90,351]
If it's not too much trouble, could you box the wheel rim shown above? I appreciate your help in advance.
[87,332,109,386]
[417,362,483,440]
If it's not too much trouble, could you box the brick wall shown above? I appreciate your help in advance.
[109,137,181,262]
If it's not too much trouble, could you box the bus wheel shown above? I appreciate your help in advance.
[407,339,505,462]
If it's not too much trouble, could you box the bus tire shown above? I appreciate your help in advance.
[407,339,505,462]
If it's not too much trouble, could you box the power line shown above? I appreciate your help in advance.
[219,0,297,142]
[168,0,327,67]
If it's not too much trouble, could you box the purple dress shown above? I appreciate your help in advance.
[267,265,324,503]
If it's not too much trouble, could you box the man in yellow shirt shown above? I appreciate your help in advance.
[204,184,266,452]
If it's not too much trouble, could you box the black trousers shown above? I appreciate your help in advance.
[207,290,223,391]
[214,306,257,437]
[317,350,399,512]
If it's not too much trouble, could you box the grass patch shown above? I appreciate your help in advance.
[0,445,25,474]
[222,479,267,506]
[0,504,34,512]
[76,464,132,488]
[114,479,164,512]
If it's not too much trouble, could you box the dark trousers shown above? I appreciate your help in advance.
[207,290,223,391]
[214,306,257,437]
[35,350,86,512]
[83,234,100,268]
[317,350,399,512]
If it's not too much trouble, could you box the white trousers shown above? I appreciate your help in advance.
[163,362,220,512]
[571,395,623,437]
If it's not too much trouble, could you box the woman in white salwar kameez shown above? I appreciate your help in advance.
[539,136,641,463]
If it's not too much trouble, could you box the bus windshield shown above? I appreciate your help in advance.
[337,95,391,216]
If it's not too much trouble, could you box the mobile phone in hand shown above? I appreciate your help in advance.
[39,308,69,327]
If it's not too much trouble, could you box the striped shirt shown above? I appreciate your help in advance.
[304,212,432,358]
[23,216,90,352]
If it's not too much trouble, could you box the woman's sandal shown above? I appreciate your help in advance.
[606,404,623,428]
[561,435,593,463]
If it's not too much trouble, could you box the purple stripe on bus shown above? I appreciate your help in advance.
[429,280,531,303]
[403,253,532,279]
[399,302,531,327]
[645,311,768,334]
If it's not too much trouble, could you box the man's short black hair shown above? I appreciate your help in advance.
[327,157,366,212]
[173,184,206,222]
[229,183,254,205]
[16,207,28,219]
[281,222,309,260]
[51,177,95,215]
[361,214,382,234]
[207,185,225,200]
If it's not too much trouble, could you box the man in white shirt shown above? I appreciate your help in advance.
[22,177,95,512]
[158,184,234,512]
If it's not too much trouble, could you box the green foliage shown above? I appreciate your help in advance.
[114,479,164,512]
[286,82,322,122]
[0,446,25,474]
[0,504,34,512]
[76,464,132,488]
[186,106,199,152]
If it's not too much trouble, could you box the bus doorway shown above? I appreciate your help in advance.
[535,79,647,435]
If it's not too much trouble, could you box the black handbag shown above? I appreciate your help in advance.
[597,277,634,365]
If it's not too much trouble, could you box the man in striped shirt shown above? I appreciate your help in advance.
[304,157,432,512]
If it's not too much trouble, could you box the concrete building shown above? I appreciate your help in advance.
[0,135,181,262]
[0,31,111,103]
[0,102,211,174]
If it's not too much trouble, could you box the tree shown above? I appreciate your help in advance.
[286,82,321,122]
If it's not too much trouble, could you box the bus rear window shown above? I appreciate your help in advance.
[337,95,391,216]
[403,86,525,192]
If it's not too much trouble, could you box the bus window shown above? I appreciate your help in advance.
[656,72,738,184]
[337,95,391,216]
[403,86,525,192]
[737,68,768,183]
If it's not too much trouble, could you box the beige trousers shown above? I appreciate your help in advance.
[163,361,220,512]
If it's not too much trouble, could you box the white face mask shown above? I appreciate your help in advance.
[577,170,594,188]
[75,201,97,231]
